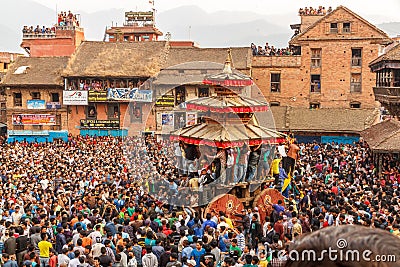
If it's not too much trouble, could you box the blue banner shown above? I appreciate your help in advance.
[107,88,153,102]
[27,100,46,109]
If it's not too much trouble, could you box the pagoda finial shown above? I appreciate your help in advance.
[223,48,233,74]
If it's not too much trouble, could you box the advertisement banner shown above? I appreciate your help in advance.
[155,95,175,107]
[107,88,153,102]
[130,105,142,123]
[63,91,88,105]
[80,119,120,129]
[27,100,46,109]
[186,112,197,126]
[161,113,174,126]
[88,91,108,102]
[46,102,61,109]
[12,114,56,125]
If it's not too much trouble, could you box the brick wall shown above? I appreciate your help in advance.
[252,7,391,109]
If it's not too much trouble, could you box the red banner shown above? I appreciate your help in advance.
[12,114,56,125]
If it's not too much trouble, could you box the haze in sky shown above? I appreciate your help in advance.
[1,0,399,52]
[31,0,400,23]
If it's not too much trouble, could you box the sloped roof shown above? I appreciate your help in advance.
[63,41,168,78]
[259,107,379,133]
[360,119,400,152]
[369,43,400,66]
[1,56,69,86]
[290,6,392,45]
[165,47,252,70]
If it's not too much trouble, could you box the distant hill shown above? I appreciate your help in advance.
[156,5,292,47]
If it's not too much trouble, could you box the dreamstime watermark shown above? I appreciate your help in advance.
[279,238,397,263]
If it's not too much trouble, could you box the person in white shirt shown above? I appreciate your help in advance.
[58,248,71,267]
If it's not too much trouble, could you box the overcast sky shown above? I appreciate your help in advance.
[31,0,400,24]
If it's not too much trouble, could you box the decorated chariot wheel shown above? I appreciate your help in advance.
[205,194,244,218]
[253,188,285,223]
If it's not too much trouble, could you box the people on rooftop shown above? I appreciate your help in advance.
[58,11,80,27]
[251,43,296,56]
[298,6,332,16]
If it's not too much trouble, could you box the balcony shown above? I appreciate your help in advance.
[373,86,400,104]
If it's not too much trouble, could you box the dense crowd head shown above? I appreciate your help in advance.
[0,136,399,267]
[250,43,297,57]
[298,6,332,16]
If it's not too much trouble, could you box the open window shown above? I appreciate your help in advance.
[175,86,186,105]
[309,102,320,109]
[311,48,322,68]
[198,87,209,98]
[270,102,280,107]
[108,103,119,119]
[310,75,321,93]
[13,92,22,107]
[270,73,281,92]
[350,102,361,109]
[351,48,362,67]
[86,104,97,119]
[51,93,60,102]
[330,23,338,33]
[350,73,362,93]
[31,92,40,100]
[343,22,351,33]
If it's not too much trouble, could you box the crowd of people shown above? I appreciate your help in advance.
[250,43,297,57]
[58,11,80,27]
[22,11,79,36]
[298,6,332,16]
[0,134,399,267]
[66,79,144,91]
[22,26,55,36]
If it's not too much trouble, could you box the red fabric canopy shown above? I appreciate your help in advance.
[203,79,254,87]
[170,135,286,148]
[186,103,269,113]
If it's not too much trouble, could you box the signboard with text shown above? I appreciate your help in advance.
[155,95,175,107]
[63,91,88,105]
[46,102,61,109]
[12,114,56,125]
[80,119,120,129]
[107,88,153,102]
[27,100,46,109]
[88,91,108,102]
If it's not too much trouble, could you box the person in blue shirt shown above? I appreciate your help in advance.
[272,200,285,214]
[3,253,18,267]
[193,219,204,238]
[190,241,205,267]
[202,214,217,230]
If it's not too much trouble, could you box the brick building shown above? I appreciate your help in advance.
[370,43,400,118]
[0,56,69,142]
[0,52,23,127]
[252,6,392,109]
[61,41,169,136]
[251,6,393,143]
[105,11,162,42]
[20,14,84,57]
